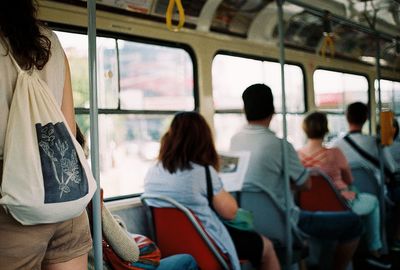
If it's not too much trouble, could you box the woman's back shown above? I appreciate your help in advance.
[298,147,355,200]
[0,29,65,160]
[144,162,240,269]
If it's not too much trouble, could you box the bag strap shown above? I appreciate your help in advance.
[8,54,23,74]
[205,165,215,211]
[344,134,394,178]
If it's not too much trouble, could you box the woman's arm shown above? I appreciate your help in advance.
[212,189,238,220]
[61,54,76,136]
[336,148,353,184]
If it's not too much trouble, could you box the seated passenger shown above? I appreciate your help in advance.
[86,202,198,270]
[230,84,362,270]
[298,111,390,269]
[331,102,398,186]
[76,127,198,270]
[143,112,280,270]
[388,119,400,251]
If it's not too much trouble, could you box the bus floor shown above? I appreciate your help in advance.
[352,249,400,270]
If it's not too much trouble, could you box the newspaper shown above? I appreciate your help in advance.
[218,151,250,192]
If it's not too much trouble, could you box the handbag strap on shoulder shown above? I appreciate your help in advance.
[344,134,394,178]
[205,165,215,211]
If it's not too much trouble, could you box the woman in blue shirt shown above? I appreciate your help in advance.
[144,111,280,270]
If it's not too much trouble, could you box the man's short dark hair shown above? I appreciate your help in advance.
[242,84,275,121]
[346,102,369,126]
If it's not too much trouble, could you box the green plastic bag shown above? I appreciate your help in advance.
[223,208,254,231]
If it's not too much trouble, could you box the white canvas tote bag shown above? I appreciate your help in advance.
[0,55,97,225]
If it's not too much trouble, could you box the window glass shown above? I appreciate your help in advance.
[99,114,172,197]
[56,32,119,109]
[214,114,305,151]
[57,30,196,198]
[56,31,89,108]
[212,54,306,151]
[270,114,305,149]
[212,54,305,113]
[97,37,119,108]
[375,79,400,114]
[314,69,369,112]
[118,40,194,110]
[214,114,247,151]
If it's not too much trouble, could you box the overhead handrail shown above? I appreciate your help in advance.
[166,0,185,32]
[286,0,397,42]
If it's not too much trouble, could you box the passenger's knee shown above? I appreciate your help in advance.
[179,254,198,268]
[261,235,274,256]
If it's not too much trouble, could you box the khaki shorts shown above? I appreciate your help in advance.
[0,161,93,270]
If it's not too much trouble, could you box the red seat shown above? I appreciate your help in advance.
[298,170,350,212]
[141,195,230,270]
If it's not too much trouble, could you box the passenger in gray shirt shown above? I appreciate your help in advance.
[230,84,362,270]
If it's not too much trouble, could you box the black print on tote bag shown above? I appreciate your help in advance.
[36,122,89,203]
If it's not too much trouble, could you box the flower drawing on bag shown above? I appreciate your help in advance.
[55,140,68,157]
[61,151,81,185]
[39,141,57,162]
[41,125,55,144]
[38,123,83,199]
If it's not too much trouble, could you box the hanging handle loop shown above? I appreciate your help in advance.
[319,10,335,58]
[166,0,185,32]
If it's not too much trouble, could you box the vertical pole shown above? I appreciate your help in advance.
[277,0,292,268]
[88,0,103,269]
[376,37,388,253]
[376,39,382,114]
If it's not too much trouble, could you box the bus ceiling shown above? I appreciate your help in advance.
[44,0,399,68]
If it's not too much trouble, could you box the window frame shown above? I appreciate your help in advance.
[213,50,308,115]
[313,66,371,114]
[211,51,308,150]
[313,67,371,134]
[49,22,199,199]
[378,77,400,116]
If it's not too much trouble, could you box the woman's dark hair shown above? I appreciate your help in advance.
[158,112,220,173]
[394,119,399,140]
[0,0,51,70]
[303,111,329,139]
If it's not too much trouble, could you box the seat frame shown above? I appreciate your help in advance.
[298,169,351,212]
[141,194,230,270]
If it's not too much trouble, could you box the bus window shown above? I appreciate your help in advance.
[212,54,306,150]
[56,31,195,198]
[118,40,194,111]
[313,69,369,139]
[55,31,89,108]
[375,79,400,114]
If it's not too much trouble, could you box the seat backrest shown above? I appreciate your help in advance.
[298,171,350,212]
[141,195,230,270]
[349,162,380,197]
[240,191,287,244]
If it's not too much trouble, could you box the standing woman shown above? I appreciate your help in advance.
[0,1,92,269]
[144,112,280,270]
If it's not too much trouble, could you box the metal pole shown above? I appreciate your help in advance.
[88,0,102,269]
[376,38,388,254]
[277,0,292,268]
